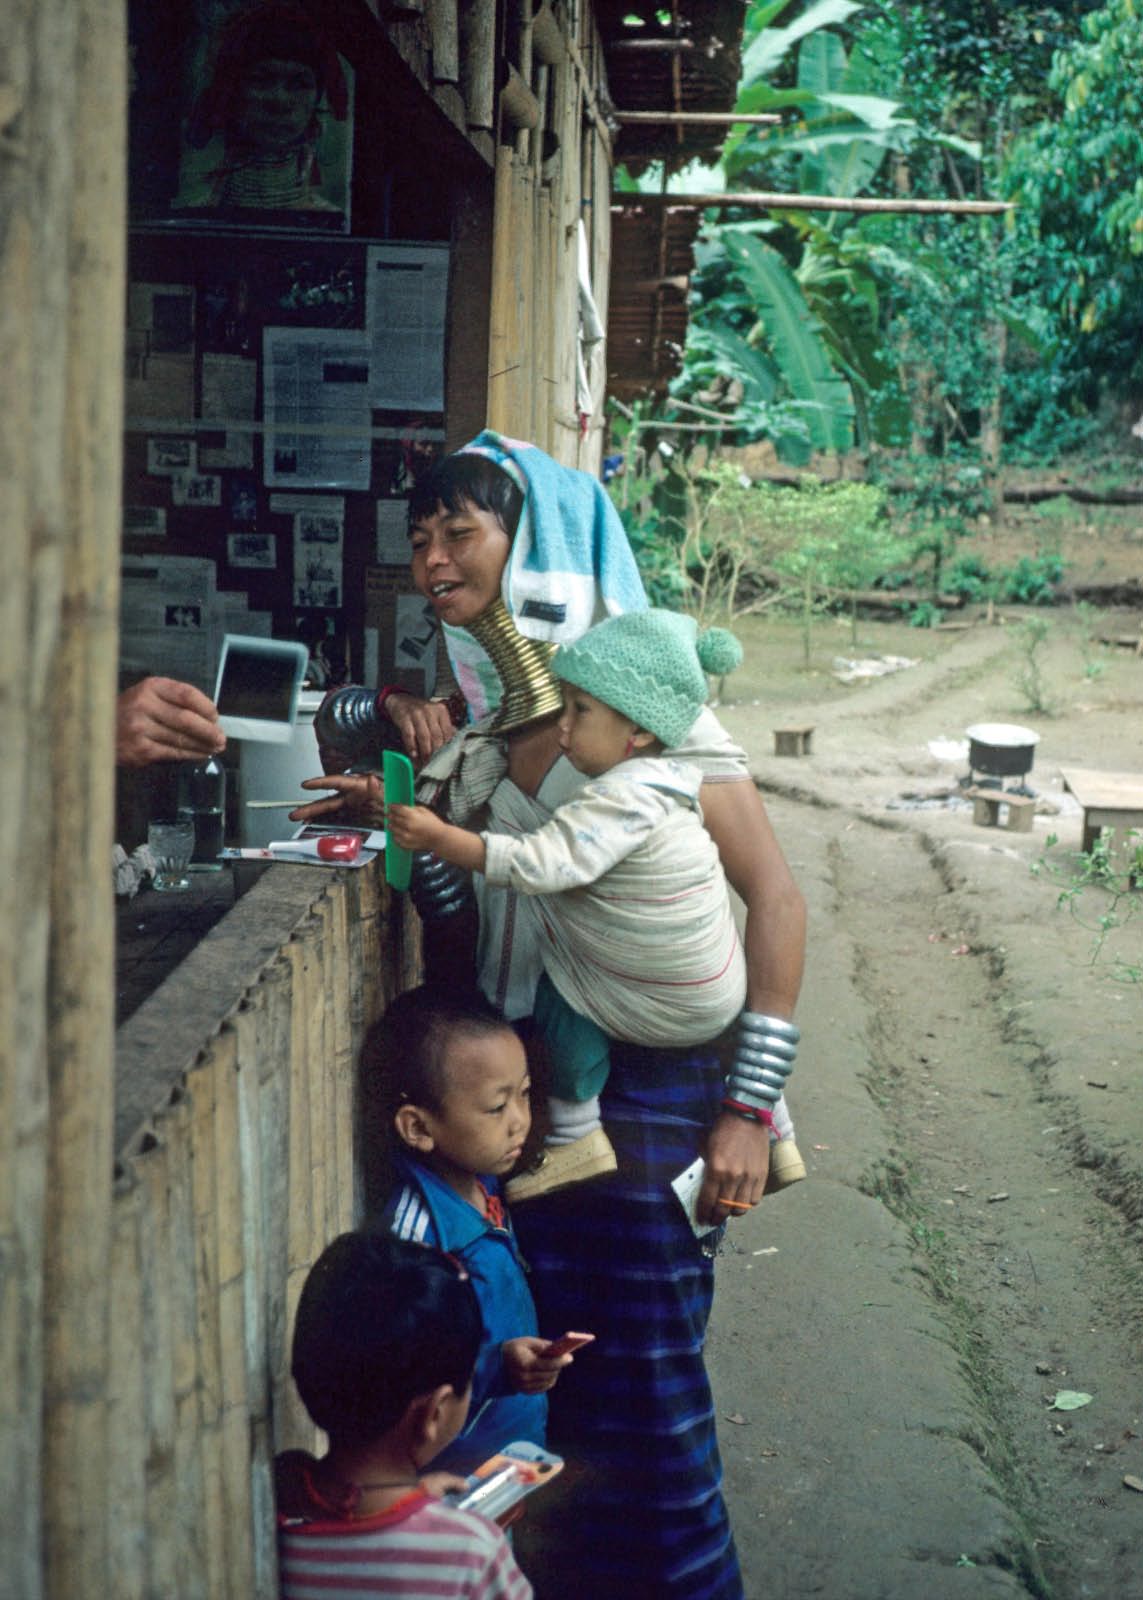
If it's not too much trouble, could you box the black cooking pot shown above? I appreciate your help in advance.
[965,722,1040,778]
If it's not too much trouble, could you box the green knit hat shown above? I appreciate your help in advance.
[552,609,743,748]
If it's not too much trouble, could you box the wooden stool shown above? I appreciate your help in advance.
[967,787,1037,833]
[774,724,814,757]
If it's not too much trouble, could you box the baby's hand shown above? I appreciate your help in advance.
[502,1336,573,1394]
[385,802,443,852]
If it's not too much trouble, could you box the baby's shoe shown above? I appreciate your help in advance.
[506,1127,617,1203]
[765,1136,807,1193]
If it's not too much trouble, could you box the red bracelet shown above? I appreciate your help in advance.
[721,1098,776,1130]
[375,685,408,718]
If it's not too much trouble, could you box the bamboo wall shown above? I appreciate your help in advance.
[486,3,613,469]
[109,863,419,1600]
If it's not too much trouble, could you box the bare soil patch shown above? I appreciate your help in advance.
[705,578,1143,1597]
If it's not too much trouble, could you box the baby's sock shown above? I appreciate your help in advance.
[771,1092,795,1143]
[547,1095,603,1146]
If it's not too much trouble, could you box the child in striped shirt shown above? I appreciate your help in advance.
[275,1231,533,1600]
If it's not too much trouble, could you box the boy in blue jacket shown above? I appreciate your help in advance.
[367,986,578,1472]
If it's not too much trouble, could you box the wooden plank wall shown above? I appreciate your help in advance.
[487,3,613,470]
[107,864,417,1600]
[2,2,126,1595]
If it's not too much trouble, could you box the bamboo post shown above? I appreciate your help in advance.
[39,2,126,1595]
[460,0,497,135]
[189,1049,227,1598]
[231,995,275,1596]
[256,957,299,1459]
[213,1026,256,1598]
[281,939,320,1454]
[424,0,459,83]
[489,146,521,434]
[107,1172,146,1600]
[165,1082,209,1597]
[137,1132,179,1599]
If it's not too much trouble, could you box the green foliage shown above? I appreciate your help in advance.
[1000,553,1065,605]
[907,601,943,628]
[1011,615,1054,713]
[940,554,992,603]
[1032,830,1143,982]
[1004,0,1143,403]
[766,479,901,655]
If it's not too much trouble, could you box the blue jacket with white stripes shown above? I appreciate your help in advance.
[381,1151,547,1470]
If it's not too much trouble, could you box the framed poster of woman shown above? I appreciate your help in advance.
[131,1,353,229]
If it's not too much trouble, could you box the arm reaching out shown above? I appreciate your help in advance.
[385,804,488,873]
[116,677,225,768]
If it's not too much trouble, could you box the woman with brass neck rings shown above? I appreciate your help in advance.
[292,435,806,1599]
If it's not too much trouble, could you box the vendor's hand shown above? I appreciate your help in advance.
[289,772,383,827]
[116,676,225,769]
[419,1471,469,1499]
[502,1336,573,1394]
[697,1111,771,1225]
[386,692,457,766]
[385,802,445,853]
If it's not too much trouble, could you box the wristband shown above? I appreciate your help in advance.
[375,684,409,717]
[721,1098,776,1130]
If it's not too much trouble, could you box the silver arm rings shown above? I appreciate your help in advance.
[409,851,475,921]
[726,1012,799,1107]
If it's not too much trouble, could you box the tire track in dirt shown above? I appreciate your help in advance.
[829,814,1143,1600]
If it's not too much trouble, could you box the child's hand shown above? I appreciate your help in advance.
[502,1336,573,1394]
[419,1470,469,1499]
[385,802,444,852]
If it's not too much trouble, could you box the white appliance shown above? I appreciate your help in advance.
[238,690,326,847]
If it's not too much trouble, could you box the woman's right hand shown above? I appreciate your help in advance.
[385,692,457,765]
[289,772,383,827]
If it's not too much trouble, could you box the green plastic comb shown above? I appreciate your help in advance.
[382,749,415,891]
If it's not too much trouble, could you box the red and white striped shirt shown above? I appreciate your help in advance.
[278,1481,532,1599]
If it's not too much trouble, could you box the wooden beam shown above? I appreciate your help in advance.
[613,190,1012,215]
[615,111,781,126]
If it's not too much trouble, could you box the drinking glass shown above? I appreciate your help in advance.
[147,820,195,892]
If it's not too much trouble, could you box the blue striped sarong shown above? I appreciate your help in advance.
[512,1041,743,1600]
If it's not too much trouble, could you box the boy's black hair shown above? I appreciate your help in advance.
[360,984,515,1135]
[291,1230,482,1447]
[407,451,524,541]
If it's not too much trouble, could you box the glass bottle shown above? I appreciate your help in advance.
[177,755,226,869]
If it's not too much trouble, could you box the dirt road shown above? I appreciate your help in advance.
[711,612,1143,1599]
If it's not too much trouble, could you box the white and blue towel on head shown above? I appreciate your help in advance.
[443,430,648,721]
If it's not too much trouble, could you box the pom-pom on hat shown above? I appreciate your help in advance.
[552,609,743,748]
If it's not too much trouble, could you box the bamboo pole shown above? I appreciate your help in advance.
[612,191,1012,215]
[189,1049,227,1599]
[41,1,126,1593]
[460,0,497,133]
[425,0,459,83]
[166,1084,209,1597]
[282,939,320,1454]
[213,1026,256,1598]
[137,1132,179,1599]
[614,111,782,125]
[107,1172,146,1600]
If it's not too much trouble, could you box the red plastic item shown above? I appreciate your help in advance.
[314,833,363,862]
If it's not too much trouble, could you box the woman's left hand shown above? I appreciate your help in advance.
[697,1112,770,1224]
